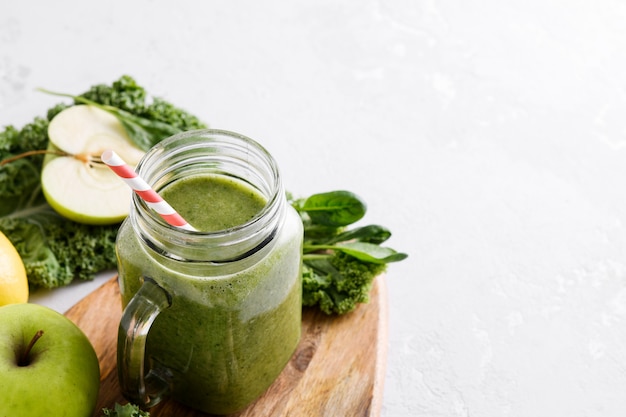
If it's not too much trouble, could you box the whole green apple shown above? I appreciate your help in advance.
[0,303,100,416]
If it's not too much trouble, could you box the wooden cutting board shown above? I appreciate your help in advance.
[64,275,389,417]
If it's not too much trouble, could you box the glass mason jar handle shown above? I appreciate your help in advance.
[117,277,172,408]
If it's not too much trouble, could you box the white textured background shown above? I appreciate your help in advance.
[3,1,626,416]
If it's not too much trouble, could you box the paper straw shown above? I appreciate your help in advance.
[101,150,196,231]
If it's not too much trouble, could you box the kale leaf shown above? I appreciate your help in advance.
[101,402,150,417]
[0,202,118,288]
[302,252,387,315]
[80,75,205,132]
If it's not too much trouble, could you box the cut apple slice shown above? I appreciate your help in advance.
[41,105,145,225]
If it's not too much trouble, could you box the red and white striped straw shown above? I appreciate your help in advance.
[101,150,196,231]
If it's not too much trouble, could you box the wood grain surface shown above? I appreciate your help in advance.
[65,275,388,417]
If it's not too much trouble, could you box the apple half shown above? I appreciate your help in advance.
[42,105,145,225]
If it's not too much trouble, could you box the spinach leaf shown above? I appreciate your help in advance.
[299,190,366,227]
[324,224,392,245]
[305,242,408,264]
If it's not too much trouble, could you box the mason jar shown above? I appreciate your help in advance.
[114,129,303,414]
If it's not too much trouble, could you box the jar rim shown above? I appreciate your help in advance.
[130,129,285,263]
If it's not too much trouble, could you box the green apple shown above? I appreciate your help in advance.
[0,303,100,416]
[41,104,145,225]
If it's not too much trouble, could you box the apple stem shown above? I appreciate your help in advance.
[0,149,70,166]
[0,149,108,169]
[19,330,44,366]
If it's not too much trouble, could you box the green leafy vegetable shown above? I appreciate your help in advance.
[297,190,366,227]
[302,252,387,315]
[0,75,207,289]
[0,202,118,288]
[38,88,183,151]
[292,191,408,315]
[304,242,406,264]
[101,402,150,417]
[323,224,391,245]
[79,76,204,131]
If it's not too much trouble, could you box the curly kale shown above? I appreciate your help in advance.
[101,403,150,417]
[80,75,147,111]
[292,191,407,315]
[0,200,118,288]
[79,75,206,132]
[302,252,387,315]
[0,75,207,289]
[0,117,51,212]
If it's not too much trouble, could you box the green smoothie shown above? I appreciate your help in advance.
[116,173,303,414]
[160,174,267,232]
